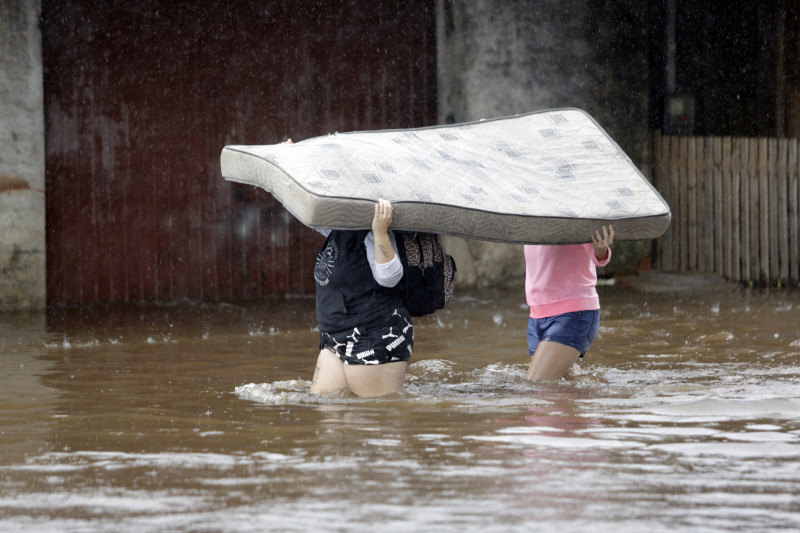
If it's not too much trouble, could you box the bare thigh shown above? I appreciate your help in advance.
[526,340,580,381]
[343,361,408,397]
[309,348,408,397]
[309,349,348,395]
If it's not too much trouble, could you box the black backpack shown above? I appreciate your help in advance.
[395,232,456,317]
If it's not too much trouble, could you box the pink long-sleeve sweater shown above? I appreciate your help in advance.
[524,243,611,319]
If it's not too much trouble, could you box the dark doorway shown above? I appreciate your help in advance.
[650,0,782,136]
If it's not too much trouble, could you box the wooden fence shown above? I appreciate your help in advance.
[652,132,800,287]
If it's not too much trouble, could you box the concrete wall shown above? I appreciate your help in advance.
[0,0,46,311]
[436,0,651,289]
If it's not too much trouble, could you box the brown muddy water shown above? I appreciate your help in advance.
[1,276,799,532]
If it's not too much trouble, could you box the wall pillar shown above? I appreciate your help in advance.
[0,0,46,311]
[436,0,651,288]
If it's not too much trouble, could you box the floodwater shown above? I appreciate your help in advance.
[1,275,799,533]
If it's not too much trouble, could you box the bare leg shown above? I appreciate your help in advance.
[344,361,408,398]
[309,349,348,395]
[526,340,581,381]
[310,349,408,397]
[343,361,408,398]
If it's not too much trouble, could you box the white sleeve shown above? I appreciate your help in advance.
[364,231,403,288]
[316,228,332,237]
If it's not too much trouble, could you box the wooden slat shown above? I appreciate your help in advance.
[790,139,800,285]
[759,138,770,283]
[653,132,667,270]
[777,138,789,285]
[739,138,753,281]
[731,137,742,281]
[671,135,683,271]
[679,137,690,271]
[662,137,680,272]
[749,138,760,283]
[663,134,675,271]
[703,137,722,272]
[663,133,674,271]
[696,137,707,271]
[767,138,778,284]
[721,137,732,277]
[652,132,662,269]
[712,137,723,274]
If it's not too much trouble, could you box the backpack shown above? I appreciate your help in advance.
[395,231,456,317]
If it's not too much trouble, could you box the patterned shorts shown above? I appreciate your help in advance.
[319,308,414,365]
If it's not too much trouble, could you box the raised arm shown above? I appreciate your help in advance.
[591,224,615,261]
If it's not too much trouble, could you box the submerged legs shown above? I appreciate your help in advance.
[526,340,581,381]
[310,348,407,398]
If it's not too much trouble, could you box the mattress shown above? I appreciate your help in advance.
[220,108,671,244]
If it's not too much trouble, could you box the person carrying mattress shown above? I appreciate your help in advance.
[278,140,412,397]
[523,225,615,380]
[310,196,413,397]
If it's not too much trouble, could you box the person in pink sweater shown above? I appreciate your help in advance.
[524,225,615,380]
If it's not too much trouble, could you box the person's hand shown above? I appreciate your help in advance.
[372,198,393,235]
[371,199,395,264]
[280,138,293,145]
[591,224,614,261]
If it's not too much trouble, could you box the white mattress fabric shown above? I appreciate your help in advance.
[220,108,670,244]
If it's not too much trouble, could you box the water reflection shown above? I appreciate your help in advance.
[1,280,799,531]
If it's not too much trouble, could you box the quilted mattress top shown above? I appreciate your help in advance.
[220,108,671,244]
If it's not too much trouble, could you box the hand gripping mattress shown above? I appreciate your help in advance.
[220,108,671,244]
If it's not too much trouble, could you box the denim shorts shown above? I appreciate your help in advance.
[319,308,414,365]
[527,310,600,358]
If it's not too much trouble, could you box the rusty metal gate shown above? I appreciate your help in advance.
[42,0,437,306]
